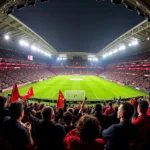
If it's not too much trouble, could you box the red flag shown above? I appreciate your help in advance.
[10,83,20,103]
[57,90,64,108]
[22,87,34,101]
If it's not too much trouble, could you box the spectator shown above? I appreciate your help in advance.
[94,104,110,130]
[63,111,75,134]
[132,101,150,150]
[108,107,120,125]
[28,106,66,150]
[3,102,33,150]
[64,115,105,150]
[104,102,114,116]
[55,108,63,123]
[0,96,9,135]
[102,102,136,150]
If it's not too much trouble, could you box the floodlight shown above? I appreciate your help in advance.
[31,45,37,51]
[4,34,10,40]
[108,52,113,56]
[132,40,138,46]
[41,50,44,54]
[95,58,98,61]
[128,43,132,47]
[147,37,150,40]
[19,40,29,47]
[103,55,106,58]
[113,49,118,53]
[119,45,126,50]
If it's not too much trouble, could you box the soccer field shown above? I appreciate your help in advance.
[4,75,147,101]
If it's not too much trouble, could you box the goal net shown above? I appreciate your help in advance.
[65,90,85,101]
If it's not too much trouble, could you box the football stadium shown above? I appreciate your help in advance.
[0,0,150,150]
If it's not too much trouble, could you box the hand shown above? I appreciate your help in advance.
[24,122,31,133]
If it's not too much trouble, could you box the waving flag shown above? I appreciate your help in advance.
[22,87,34,101]
[57,90,64,108]
[10,83,20,103]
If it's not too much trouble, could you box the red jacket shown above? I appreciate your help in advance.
[104,106,114,116]
[132,114,150,149]
[64,129,105,150]
[147,107,150,116]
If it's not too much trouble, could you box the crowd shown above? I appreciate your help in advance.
[0,69,54,89]
[0,95,150,150]
[100,70,150,93]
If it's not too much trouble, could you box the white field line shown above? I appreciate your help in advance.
[93,92,99,99]
[51,92,56,98]
[101,87,117,97]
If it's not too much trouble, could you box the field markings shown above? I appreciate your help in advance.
[84,77,99,100]
[51,92,57,98]
[101,87,117,97]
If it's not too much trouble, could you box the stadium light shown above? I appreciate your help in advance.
[128,43,132,47]
[132,40,138,46]
[31,45,37,51]
[93,58,98,61]
[119,45,126,50]
[108,52,113,56]
[4,34,10,41]
[113,49,118,53]
[128,40,139,47]
[19,40,29,47]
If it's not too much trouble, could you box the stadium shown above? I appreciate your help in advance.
[0,0,150,150]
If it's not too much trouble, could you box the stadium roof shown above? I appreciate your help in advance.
[97,20,150,57]
[0,6,58,55]
[0,0,150,57]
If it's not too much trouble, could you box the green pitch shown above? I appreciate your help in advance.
[4,76,147,101]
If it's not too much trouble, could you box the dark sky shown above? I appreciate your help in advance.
[14,0,143,53]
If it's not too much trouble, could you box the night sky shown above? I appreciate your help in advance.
[14,0,143,53]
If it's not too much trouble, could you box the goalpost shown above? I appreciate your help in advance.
[65,90,85,101]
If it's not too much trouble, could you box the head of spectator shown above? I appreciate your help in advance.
[9,102,24,121]
[117,102,134,121]
[63,111,72,126]
[74,108,79,116]
[0,96,7,108]
[109,102,113,108]
[76,115,101,142]
[95,104,102,113]
[42,106,54,121]
[40,104,45,110]
[35,111,42,119]
[58,108,63,115]
[137,101,148,115]
[67,108,74,114]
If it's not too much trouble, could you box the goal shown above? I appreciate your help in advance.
[65,90,85,101]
